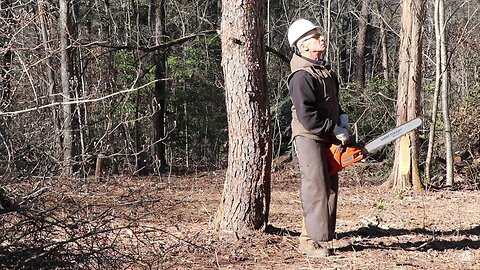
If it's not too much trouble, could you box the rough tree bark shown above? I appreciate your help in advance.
[386,0,424,191]
[214,0,272,232]
[59,0,73,175]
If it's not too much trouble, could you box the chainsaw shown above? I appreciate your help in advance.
[327,118,422,175]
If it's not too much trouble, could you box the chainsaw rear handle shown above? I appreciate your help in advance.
[326,143,367,176]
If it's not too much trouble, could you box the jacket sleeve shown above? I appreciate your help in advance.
[335,76,346,115]
[288,70,336,136]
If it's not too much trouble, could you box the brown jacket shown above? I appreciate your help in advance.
[288,54,344,143]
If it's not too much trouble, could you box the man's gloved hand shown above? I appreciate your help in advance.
[333,125,349,144]
[339,114,353,133]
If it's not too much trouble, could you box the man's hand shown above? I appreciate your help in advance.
[333,125,349,144]
[339,114,353,133]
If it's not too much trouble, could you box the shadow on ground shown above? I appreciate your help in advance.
[266,224,480,252]
[266,224,300,237]
[336,224,480,252]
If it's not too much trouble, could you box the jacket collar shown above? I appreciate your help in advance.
[290,53,329,73]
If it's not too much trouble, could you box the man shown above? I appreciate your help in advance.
[287,19,352,257]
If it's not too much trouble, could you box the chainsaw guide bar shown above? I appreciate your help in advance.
[364,118,422,153]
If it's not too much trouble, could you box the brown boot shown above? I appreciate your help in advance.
[298,219,333,257]
[298,239,332,258]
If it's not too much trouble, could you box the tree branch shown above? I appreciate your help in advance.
[81,30,219,52]
[266,45,290,64]
[80,29,290,63]
[0,80,163,116]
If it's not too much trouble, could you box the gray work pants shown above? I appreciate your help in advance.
[294,136,338,242]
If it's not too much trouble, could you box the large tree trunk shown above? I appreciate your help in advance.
[386,0,424,191]
[355,0,369,87]
[59,0,73,175]
[215,0,272,233]
[151,0,168,169]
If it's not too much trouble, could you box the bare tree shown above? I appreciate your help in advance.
[386,0,424,191]
[59,0,73,175]
[37,0,61,159]
[425,0,442,184]
[438,0,453,186]
[151,0,168,169]
[355,0,370,87]
[323,0,332,60]
[426,0,453,186]
[375,0,389,81]
[214,0,272,232]
[0,0,13,110]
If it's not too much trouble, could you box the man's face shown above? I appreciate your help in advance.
[298,29,326,61]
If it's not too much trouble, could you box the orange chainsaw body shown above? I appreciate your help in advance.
[327,143,367,175]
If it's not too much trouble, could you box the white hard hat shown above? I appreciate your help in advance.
[287,19,320,47]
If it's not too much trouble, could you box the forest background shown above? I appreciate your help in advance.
[0,0,478,182]
[0,0,479,269]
